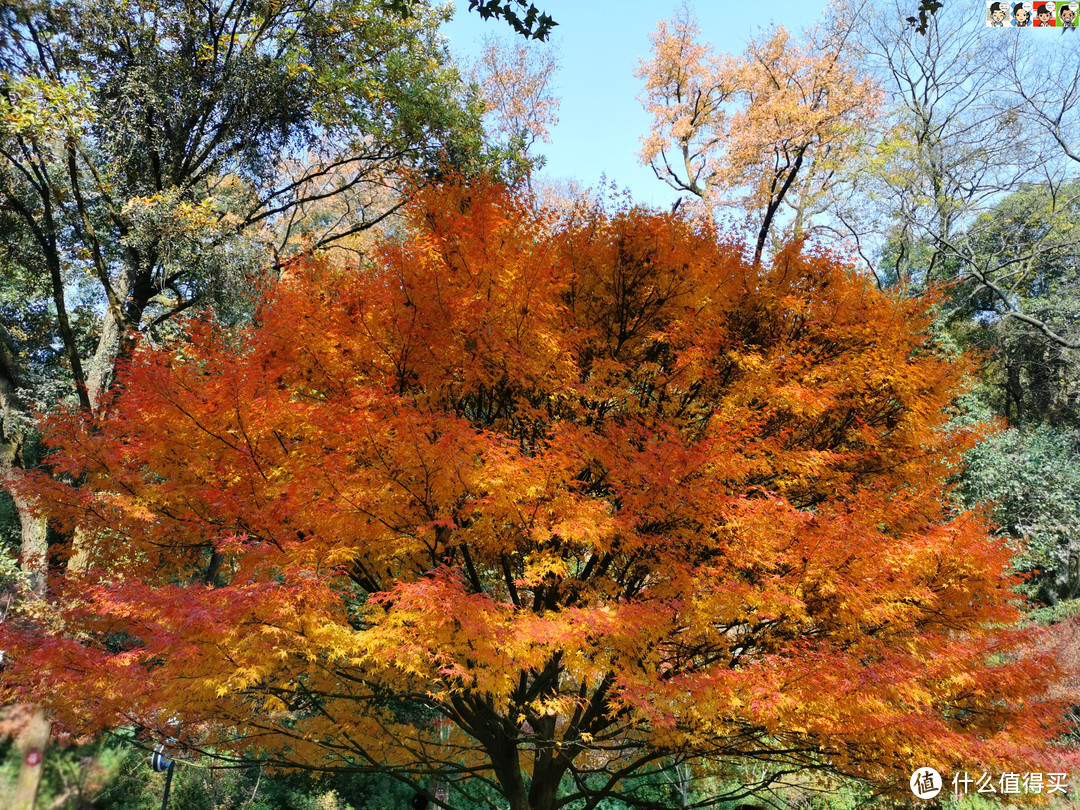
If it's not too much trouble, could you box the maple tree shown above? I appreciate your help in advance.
[0,179,1070,809]
[637,8,880,264]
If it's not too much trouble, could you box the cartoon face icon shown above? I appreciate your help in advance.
[1062,5,1077,22]
[990,1,1008,20]
[1036,5,1053,20]
[1014,4,1031,23]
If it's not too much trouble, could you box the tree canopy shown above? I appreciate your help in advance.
[1,179,1067,809]
[0,0,494,593]
[637,9,879,264]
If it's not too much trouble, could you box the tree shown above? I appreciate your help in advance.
[471,35,561,175]
[845,4,1080,608]
[636,7,880,264]
[935,184,1080,605]
[1006,40,1080,169]
[1,180,1069,810]
[940,182,1080,422]
[851,2,1080,296]
[0,0,486,587]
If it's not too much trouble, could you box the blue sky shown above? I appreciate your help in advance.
[442,1,833,208]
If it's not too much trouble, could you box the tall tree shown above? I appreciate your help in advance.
[851,1,1077,294]
[471,35,561,175]
[1,180,1067,809]
[1003,34,1080,169]
[636,6,880,264]
[0,0,485,586]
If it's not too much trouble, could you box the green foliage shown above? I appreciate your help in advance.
[1,736,1069,810]
[0,736,148,809]
[0,0,495,416]
[940,183,1080,426]
[0,735,423,809]
[916,183,1080,605]
[467,0,556,42]
[906,0,945,34]
[384,0,556,41]
[1027,596,1080,625]
[961,426,1080,603]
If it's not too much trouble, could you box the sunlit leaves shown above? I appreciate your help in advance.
[471,35,560,166]
[637,9,881,261]
[1,179,1070,806]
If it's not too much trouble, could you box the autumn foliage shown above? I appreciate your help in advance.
[637,11,880,263]
[0,180,1069,808]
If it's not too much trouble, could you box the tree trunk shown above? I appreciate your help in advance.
[489,744,533,810]
[0,331,47,596]
[68,298,129,574]
[0,446,47,597]
[10,487,47,596]
[675,762,691,809]
[85,299,126,413]
[11,705,50,810]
